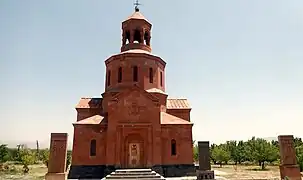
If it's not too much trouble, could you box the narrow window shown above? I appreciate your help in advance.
[90,139,96,156]
[133,66,138,82]
[149,68,153,83]
[107,70,111,86]
[133,29,141,43]
[118,67,122,83]
[171,139,176,156]
[125,31,130,44]
[160,72,163,86]
[144,31,150,45]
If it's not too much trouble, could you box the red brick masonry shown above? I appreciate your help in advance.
[278,135,301,180]
[48,133,68,173]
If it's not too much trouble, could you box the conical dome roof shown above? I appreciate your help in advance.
[123,10,150,24]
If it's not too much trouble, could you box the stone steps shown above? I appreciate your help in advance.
[104,168,165,180]
[110,172,158,176]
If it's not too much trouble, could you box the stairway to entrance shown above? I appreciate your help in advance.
[103,169,165,180]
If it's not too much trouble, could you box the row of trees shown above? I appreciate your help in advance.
[193,137,303,171]
[1,137,303,173]
[0,142,71,173]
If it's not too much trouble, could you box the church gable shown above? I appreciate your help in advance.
[112,85,159,103]
[108,86,160,123]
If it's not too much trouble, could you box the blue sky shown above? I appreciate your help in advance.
[0,0,303,147]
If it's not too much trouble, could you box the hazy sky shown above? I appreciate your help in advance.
[1,0,303,147]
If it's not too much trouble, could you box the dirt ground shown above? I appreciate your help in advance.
[212,165,281,180]
[0,164,46,180]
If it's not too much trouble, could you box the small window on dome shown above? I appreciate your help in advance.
[160,71,163,86]
[107,70,111,86]
[149,68,153,83]
[133,66,138,82]
[118,67,122,83]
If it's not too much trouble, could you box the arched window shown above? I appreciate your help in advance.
[144,31,149,45]
[171,139,176,156]
[125,30,130,44]
[160,71,163,86]
[133,29,141,43]
[133,66,138,82]
[107,70,111,86]
[90,139,96,156]
[149,68,153,83]
[118,67,122,83]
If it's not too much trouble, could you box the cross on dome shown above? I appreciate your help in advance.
[134,0,141,12]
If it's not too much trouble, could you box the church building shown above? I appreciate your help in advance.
[68,6,195,179]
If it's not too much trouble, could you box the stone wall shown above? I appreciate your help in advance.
[166,109,191,121]
[161,125,193,165]
[71,125,107,165]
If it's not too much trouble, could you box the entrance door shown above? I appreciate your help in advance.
[128,143,140,168]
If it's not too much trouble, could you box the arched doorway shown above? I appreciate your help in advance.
[124,134,145,168]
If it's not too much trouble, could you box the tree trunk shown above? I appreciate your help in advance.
[23,165,29,173]
[261,162,265,170]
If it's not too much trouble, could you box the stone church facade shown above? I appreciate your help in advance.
[68,8,195,179]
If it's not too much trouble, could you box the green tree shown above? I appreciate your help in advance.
[211,144,230,167]
[66,150,72,171]
[193,143,199,162]
[225,140,246,165]
[271,140,279,148]
[0,144,10,164]
[16,145,36,173]
[294,137,303,148]
[210,144,217,164]
[40,149,50,167]
[295,145,303,172]
[246,137,279,169]
[7,148,19,162]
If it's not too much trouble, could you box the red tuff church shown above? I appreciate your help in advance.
[68,6,195,179]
